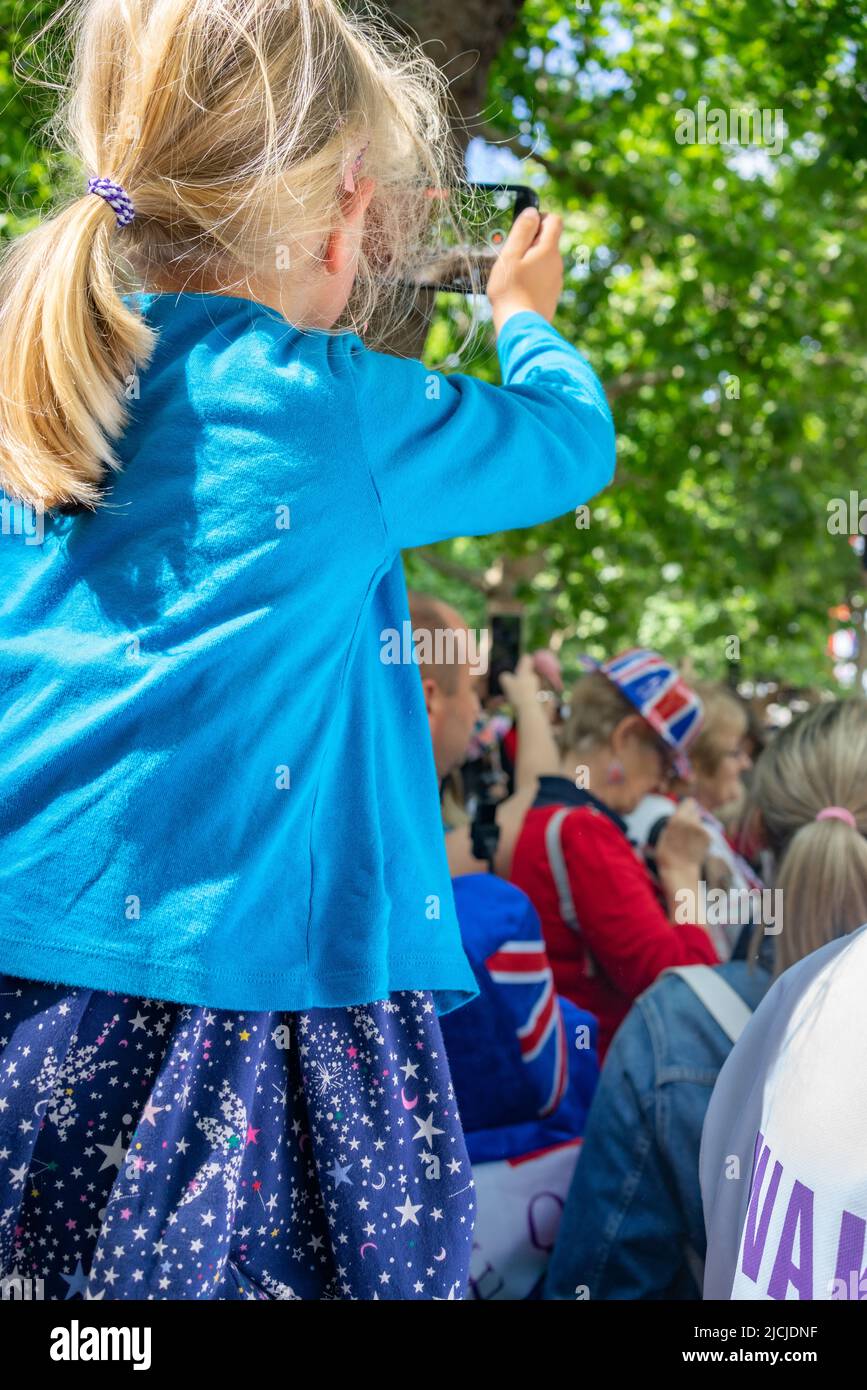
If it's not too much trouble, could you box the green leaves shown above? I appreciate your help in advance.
[414,0,866,685]
[0,1,67,235]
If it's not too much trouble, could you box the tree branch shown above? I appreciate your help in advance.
[414,548,489,592]
[606,369,672,401]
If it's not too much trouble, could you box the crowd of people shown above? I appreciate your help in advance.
[0,0,861,1307]
[409,593,867,1300]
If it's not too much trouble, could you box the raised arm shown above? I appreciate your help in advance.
[341,208,616,551]
[445,656,561,879]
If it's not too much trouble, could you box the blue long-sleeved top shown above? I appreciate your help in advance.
[0,292,615,1012]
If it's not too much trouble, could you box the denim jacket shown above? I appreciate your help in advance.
[544,949,772,1300]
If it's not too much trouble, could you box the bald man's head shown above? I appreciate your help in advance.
[407,593,464,692]
[407,592,481,778]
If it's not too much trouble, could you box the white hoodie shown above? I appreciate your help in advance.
[700,921,867,1300]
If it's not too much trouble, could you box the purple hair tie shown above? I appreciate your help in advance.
[87,176,136,228]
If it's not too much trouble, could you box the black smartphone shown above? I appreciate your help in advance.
[487,613,523,700]
[408,182,541,295]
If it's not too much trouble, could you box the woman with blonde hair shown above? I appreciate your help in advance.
[689,682,753,815]
[701,699,867,1300]
[0,0,615,1299]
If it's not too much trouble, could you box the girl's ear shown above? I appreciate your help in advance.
[324,177,376,276]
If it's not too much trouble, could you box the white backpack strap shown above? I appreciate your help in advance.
[544,807,597,979]
[544,808,580,930]
[667,965,755,1294]
[665,965,753,1044]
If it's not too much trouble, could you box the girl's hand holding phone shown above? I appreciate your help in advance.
[487,206,564,335]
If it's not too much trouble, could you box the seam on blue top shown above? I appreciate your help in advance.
[301,546,396,967]
[301,333,395,965]
[337,331,395,554]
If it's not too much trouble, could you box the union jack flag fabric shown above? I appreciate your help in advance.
[600,647,704,776]
[441,875,599,1166]
[485,939,569,1117]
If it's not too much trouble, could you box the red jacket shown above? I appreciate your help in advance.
[510,778,718,1060]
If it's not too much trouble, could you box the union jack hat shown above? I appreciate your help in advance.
[595,647,704,779]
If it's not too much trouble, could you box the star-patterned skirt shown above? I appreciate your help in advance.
[0,973,475,1300]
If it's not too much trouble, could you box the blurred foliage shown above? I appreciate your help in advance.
[1,0,865,686]
[0,2,68,236]
[408,0,867,689]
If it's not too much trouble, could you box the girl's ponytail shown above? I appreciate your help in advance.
[0,189,154,511]
[749,700,867,974]
[771,814,867,973]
